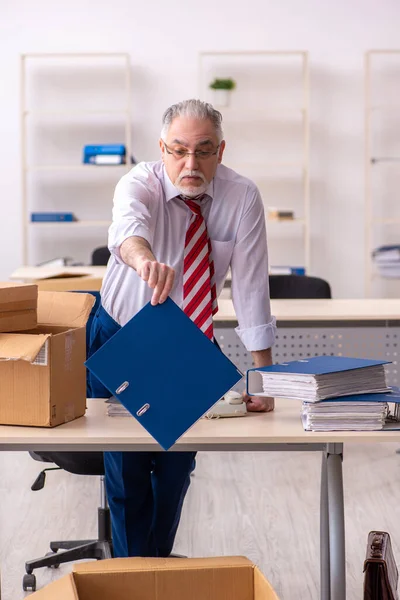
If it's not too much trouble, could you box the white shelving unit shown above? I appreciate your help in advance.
[198,50,310,273]
[365,50,400,297]
[21,52,132,265]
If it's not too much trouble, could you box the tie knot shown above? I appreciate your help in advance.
[180,195,204,216]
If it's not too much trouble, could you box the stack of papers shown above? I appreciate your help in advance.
[246,356,390,402]
[301,389,400,432]
[372,245,400,278]
[105,396,131,417]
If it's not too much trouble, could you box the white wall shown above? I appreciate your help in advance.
[1,0,400,297]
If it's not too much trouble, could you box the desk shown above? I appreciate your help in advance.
[2,399,400,600]
[215,299,400,387]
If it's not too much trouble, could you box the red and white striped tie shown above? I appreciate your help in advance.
[182,196,218,340]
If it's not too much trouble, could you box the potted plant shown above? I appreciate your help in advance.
[209,78,236,107]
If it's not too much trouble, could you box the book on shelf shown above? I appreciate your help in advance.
[31,212,76,222]
[372,245,400,262]
[83,144,126,165]
[269,266,305,276]
[246,355,390,402]
[267,207,295,220]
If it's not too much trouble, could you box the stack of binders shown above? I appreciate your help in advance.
[247,356,400,431]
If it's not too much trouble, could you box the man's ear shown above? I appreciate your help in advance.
[159,139,165,162]
[217,140,226,164]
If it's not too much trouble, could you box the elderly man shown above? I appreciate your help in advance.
[88,98,277,558]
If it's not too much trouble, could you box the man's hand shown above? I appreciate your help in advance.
[120,236,175,305]
[136,259,175,306]
[242,392,274,413]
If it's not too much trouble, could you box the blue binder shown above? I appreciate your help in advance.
[85,298,243,450]
[248,355,391,377]
[246,355,391,397]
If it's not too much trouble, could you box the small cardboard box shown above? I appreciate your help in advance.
[26,556,280,600]
[0,282,38,332]
[0,291,95,427]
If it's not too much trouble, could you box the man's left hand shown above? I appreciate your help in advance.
[242,392,274,413]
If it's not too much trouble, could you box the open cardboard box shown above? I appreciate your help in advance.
[10,266,106,291]
[0,291,95,427]
[26,557,280,600]
[0,282,38,332]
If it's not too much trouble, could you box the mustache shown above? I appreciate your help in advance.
[176,170,206,184]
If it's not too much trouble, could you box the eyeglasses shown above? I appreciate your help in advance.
[163,142,220,161]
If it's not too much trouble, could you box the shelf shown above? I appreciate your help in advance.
[24,109,130,117]
[371,158,400,164]
[29,220,111,227]
[371,271,400,281]
[369,106,400,112]
[267,218,305,225]
[372,218,400,224]
[21,52,132,265]
[229,161,304,170]
[200,50,307,57]
[26,164,130,172]
[23,52,130,59]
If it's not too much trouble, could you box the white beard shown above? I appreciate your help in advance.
[175,170,208,198]
[175,180,208,198]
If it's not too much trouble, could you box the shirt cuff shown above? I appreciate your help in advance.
[234,316,277,352]
[109,224,153,265]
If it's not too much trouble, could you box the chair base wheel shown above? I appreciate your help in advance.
[23,573,36,592]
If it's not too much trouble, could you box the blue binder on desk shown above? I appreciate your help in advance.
[85,298,243,450]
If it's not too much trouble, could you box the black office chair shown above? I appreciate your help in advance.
[23,292,111,592]
[23,452,111,592]
[91,246,111,266]
[268,274,332,299]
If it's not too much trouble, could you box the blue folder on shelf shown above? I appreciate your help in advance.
[85,298,243,450]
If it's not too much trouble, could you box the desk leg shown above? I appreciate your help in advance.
[320,453,331,600]
[326,444,346,600]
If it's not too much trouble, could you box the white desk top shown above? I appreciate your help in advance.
[0,399,399,452]
[10,265,106,281]
[9,266,400,322]
[216,298,400,323]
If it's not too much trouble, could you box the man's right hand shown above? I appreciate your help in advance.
[136,259,175,305]
[120,237,175,305]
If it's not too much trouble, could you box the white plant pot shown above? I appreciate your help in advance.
[212,89,231,107]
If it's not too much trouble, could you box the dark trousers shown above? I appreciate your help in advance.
[88,305,196,557]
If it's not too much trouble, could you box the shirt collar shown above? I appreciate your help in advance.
[163,165,214,202]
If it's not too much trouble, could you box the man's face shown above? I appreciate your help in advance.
[160,116,225,198]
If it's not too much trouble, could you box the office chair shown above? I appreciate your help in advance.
[23,452,111,592]
[268,274,332,299]
[91,246,111,266]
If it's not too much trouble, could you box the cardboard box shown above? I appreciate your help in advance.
[0,291,95,427]
[26,556,280,600]
[0,282,38,332]
[10,266,106,292]
[34,276,103,292]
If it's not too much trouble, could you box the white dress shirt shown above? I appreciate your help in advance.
[101,160,277,352]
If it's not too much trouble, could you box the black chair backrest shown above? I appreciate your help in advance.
[269,275,332,299]
[92,246,111,266]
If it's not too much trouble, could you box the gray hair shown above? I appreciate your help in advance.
[161,99,224,142]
